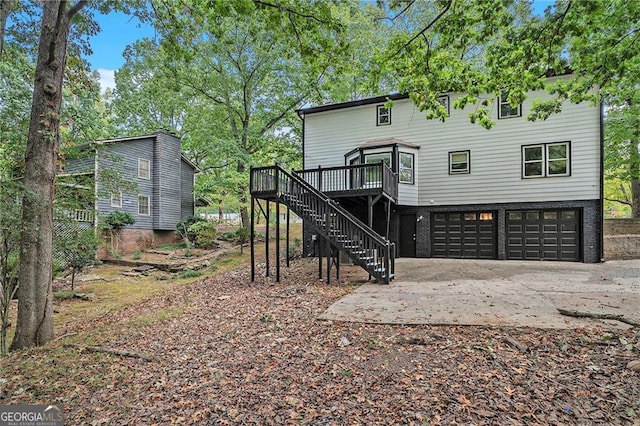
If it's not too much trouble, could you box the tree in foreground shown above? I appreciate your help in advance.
[11,0,87,350]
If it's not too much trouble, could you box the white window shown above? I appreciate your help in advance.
[522,142,570,178]
[110,191,122,208]
[376,105,391,126]
[399,152,414,184]
[449,151,470,174]
[498,92,521,119]
[364,152,391,186]
[138,195,150,216]
[138,158,151,180]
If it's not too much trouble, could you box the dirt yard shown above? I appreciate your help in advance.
[1,255,639,424]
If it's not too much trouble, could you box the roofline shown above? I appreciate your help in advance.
[297,93,409,116]
[94,129,178,145]
[296,69,574,116]
[181,155,200,173]
[73,131,200,172]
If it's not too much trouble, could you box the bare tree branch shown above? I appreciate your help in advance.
[67,0,87,19]
[604,197,632,206]
[253,0,332,25]
[390,0,452,59]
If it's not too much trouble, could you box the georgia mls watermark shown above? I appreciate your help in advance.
[0,405,64,426]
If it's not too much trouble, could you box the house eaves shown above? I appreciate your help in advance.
[296,93,409,116]
[181,155,200,173]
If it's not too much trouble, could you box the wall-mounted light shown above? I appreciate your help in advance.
[417,215,423,222]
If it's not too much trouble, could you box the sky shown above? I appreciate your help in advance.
[88,11,155,91]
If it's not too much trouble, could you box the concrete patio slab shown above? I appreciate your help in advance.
[319,258,640,329]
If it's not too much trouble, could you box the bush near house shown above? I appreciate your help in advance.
[101,211,136,257]
[187,221,218,249]
[177,216,218,249]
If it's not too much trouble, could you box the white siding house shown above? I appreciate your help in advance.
[298,78,603,263]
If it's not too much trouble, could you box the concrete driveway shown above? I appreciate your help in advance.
[319,258,640,329]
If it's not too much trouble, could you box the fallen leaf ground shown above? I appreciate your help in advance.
[2,257,639,425]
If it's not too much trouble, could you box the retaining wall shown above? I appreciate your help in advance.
[604,219,640,260]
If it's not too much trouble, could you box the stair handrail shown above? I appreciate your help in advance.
[283,166,389,247]
[251,164,395,281]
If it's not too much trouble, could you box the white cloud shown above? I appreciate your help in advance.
[97,68,116,93]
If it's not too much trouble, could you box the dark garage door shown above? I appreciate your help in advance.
[506,209,581,261]
[432,212,497,259]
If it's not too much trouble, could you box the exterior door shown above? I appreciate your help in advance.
[506,209,581,261]
[432,211,497,259]
[399,213,417,257]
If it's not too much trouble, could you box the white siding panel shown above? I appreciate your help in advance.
[304,88,600,206]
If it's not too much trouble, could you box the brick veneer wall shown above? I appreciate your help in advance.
[98,228,181,259]
[407,199,601,263]
[303,199,602,263]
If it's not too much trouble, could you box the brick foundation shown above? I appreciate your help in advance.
[302,199,602,263]
[98,228,181,259]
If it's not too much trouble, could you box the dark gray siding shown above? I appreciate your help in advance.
[97,138,155,230]
[63,155,95,174]
[180,159,195,219]
[155,132,183,230]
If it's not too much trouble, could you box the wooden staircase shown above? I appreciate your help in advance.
[251,165,395,283]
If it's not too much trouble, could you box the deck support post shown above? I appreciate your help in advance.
[286,208,291,267]
[386,199,391,240]
[265,200,270,277]
[251,195,255,282]
[326,237,331,284]
[276,199,280,282]
[318,235,323,280]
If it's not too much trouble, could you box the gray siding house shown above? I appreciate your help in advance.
[62,131,198,253]
[296,76,603,263]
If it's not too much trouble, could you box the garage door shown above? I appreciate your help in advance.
[432,212,497,259]
[506,209,580,261]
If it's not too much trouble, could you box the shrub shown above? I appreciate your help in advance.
[101,211,136,257]
[176,215,207,244]
[220,231,236,241]
[178,269,202,279]
[102,211,136,231]
[235,226,250,254]
[187,220,218,249]
[62,228,98,290]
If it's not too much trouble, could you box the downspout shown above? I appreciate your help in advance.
[599,101,605,262]
[296,110,305,169]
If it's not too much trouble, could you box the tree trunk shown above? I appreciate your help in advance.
[237,160,250,227]
[630,128,640,218]
[11,0,86,350]
[632,178,640,219]
[0,0,14,60]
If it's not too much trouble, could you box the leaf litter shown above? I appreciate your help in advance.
[1,258,639,425]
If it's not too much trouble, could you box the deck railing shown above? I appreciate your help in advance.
[68,209,94,223]
[250,164,395,283]
[294,163,398,201]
